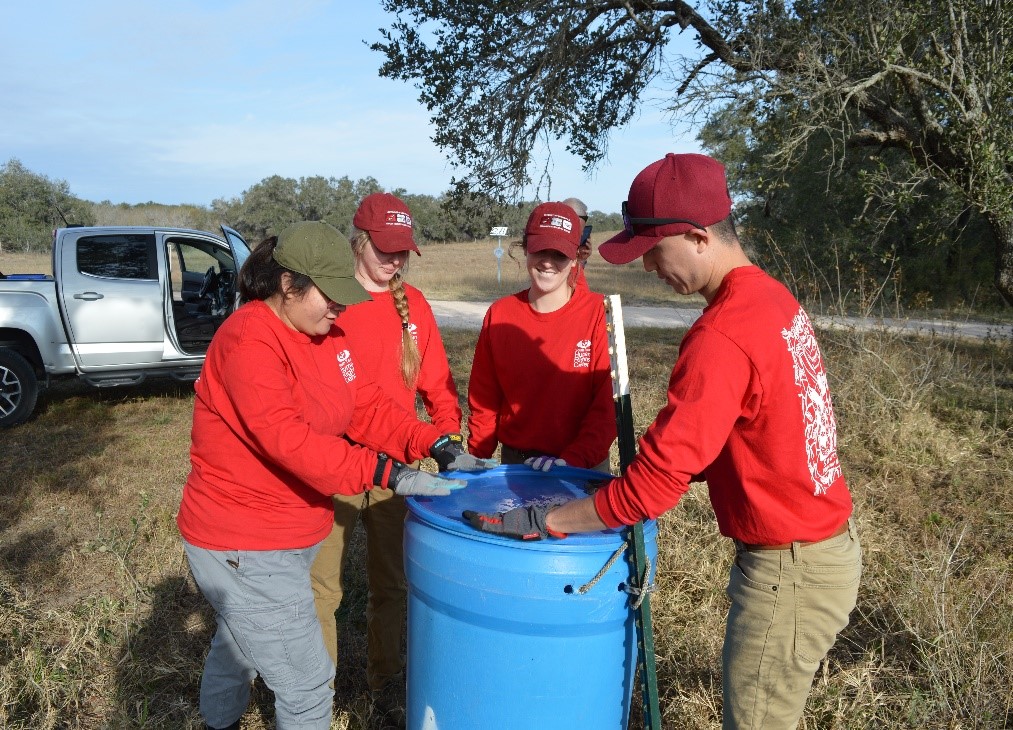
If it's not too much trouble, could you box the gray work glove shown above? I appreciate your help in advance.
[430,434,499,472]
[375,453,466,496]
[524,455,567,472]
[462,505,567,540]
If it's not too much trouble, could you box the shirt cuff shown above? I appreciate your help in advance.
[593,486,628,529]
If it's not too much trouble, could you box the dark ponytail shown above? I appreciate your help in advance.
[238,236,313,303]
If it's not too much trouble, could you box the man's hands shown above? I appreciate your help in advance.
[462,505,567,541]
[430,434,499,472]
[524,455,567,472]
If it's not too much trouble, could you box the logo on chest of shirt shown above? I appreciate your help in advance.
[407,322,418,345]
[336,349,356,383]
[782,308,842,495]
[572,338,592,368]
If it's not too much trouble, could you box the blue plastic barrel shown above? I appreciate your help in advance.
[405,465,658,729]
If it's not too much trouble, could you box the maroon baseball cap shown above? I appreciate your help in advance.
[599,153,732,265]
[524,202,582,259]
[352,192,421,255]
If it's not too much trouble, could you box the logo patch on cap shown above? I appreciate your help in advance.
[384,211,412,228]
[538,214,573,233]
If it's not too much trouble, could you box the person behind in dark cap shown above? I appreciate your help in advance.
[309,193,472,725]
[177,221,493,730]
[467,201,616,473]
[562,197,593,289]
[465,155,861,729]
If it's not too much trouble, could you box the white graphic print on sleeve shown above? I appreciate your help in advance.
[782,309,842,495]
[337,349,356,383]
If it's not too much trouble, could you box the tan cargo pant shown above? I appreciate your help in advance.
[310,487,407,692]
[722,519,862,729]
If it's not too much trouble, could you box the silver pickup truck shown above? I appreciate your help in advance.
[0,225,251,427]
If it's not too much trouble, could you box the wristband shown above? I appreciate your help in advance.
[373,453,397,488]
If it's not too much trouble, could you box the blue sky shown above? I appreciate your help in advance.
[2,1,701,214]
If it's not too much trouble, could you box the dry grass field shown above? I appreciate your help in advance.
[2,239,1012,729]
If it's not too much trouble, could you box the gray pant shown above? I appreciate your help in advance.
[183,539,335,729]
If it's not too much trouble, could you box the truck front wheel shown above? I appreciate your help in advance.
[0,348,39,428]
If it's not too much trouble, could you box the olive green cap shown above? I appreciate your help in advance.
[273,221,370,305]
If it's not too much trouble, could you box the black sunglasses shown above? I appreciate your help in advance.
[622,200,704,236]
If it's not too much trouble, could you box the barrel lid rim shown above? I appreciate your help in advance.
[406,464,657,549]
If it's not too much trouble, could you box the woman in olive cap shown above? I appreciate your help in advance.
[178,222,490,730]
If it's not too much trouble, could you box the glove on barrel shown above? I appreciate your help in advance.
[430,434,499,472]
[524,455,567,472]
[462,505,567,540]
[374,453,466,496]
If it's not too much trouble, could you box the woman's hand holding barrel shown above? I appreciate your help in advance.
[430,434,499,472]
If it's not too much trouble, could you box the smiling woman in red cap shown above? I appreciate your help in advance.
[308,193,480,725]
[466,201,616,473]
[465,155,861,729]
[177,221,494,730]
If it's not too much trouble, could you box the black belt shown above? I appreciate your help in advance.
[500,444,548,464]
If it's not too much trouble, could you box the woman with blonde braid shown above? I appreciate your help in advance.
[310,192,469,725]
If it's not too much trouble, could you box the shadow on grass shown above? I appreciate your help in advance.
[0,377,193,528]
[112,526,376,729]
[113,575,213,728]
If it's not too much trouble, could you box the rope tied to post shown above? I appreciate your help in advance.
[626,553,654,610]
[575,539,655,609]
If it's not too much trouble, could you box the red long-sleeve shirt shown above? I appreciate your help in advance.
[177,300,442,551]
[595,266,853,545]
[467,286,616,468]
[335,284,461,433]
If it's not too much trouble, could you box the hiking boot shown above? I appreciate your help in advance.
[369,674,406,729]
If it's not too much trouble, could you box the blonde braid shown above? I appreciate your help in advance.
[390,273,422,388]
[350,227,421,388]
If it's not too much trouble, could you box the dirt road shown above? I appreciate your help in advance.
[430,300,1010,340]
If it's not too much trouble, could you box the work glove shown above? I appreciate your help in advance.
[462,505,567,541]
[375,453,466,496]
[430,434,499,472]
[524,455,567,472]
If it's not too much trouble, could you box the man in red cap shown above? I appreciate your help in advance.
[465,154,861,729]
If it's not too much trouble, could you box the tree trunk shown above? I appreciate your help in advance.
[987,211,1013,308]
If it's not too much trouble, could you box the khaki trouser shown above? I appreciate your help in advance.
[310,487,407,691]
[722,518,862,729]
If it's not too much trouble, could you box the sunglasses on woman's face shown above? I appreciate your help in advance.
[622,200,704,236]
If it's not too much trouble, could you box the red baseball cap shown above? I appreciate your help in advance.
[352,192,421,255]
[524,202,582,259]
[599,153,732,265]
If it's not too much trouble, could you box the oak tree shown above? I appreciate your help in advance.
[372,0,1013,304]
